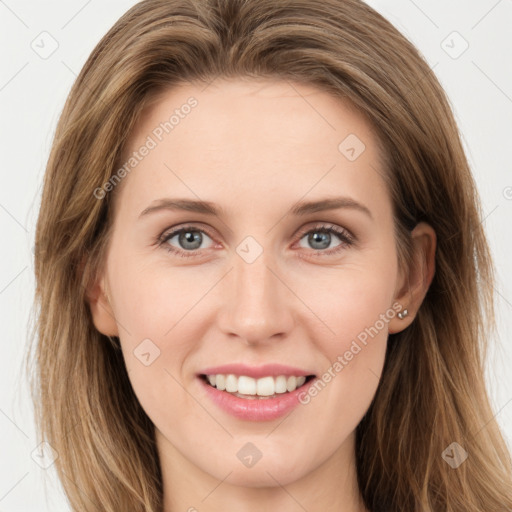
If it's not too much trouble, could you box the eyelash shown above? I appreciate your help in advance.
[156,223,355,259]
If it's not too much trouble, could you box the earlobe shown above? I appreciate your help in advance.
[388,222,436,334]
[86,275,119,337]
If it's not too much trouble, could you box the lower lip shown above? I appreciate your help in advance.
[198,376,316,421]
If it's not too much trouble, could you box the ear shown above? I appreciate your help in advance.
[388,222,436,334]
[85,270,119,337]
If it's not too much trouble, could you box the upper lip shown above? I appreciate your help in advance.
[199,363,315,379]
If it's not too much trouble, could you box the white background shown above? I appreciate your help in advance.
[0,0,511,510]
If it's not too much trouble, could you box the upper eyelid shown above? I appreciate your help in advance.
[159,223,215,242]
[296,222,348,235]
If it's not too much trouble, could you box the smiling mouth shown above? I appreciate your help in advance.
[200,374,316,399]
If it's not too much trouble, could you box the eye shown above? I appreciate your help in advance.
[158,225,215,258]
[157,222,355,259]
[296,223,354,256]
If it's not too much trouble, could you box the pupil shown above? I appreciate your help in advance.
[180,230,201,250]
[310,231,330,250]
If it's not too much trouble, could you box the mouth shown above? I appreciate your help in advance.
[199,373,316,400]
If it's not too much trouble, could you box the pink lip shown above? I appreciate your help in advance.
[198,363,313,379]
[198,375,317,422]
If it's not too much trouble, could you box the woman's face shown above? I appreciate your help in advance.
[92,79,411,488]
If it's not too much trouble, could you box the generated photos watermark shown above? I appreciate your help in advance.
[298,302,403,405]
[93,96,198,199]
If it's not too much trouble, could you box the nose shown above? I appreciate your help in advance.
[217,249,295,346]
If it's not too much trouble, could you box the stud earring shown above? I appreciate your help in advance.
[397,308,408,320]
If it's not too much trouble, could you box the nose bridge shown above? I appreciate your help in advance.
[218,244,293,343]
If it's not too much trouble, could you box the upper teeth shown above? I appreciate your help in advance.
[206,374,307,396]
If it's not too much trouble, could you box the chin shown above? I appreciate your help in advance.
[200,444,313,488]
[219,461,307,488]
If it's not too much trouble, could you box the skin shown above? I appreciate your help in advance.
[88,78,436,512]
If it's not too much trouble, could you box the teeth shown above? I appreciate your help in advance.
[238,376,256,395]
[216,374,226,391]
[275,375,288,393]
[257,376,275,396]
[286,376,297,392]
[225,374,238,392]
[205,374,309,396]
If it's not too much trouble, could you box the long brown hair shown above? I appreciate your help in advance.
[28,0,512,510]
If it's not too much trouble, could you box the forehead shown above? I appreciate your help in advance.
[116,78,389,219]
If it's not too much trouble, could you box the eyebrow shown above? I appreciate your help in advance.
[138,197,372,219]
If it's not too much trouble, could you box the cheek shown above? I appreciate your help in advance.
[106,255,206,406]
[302,250,397,356]
[297,247,398,409]
[109,253,208,344]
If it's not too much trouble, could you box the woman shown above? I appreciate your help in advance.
[29,0,512,510]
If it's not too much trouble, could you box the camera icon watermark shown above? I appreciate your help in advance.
[31,441,58,469]
[338,134,366,161]
[236,442,263,468]
[236,236,263,264]
[441,31,469,60]
[133,338,161,366]
[441,442,468,469]
[30,31,59,60]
